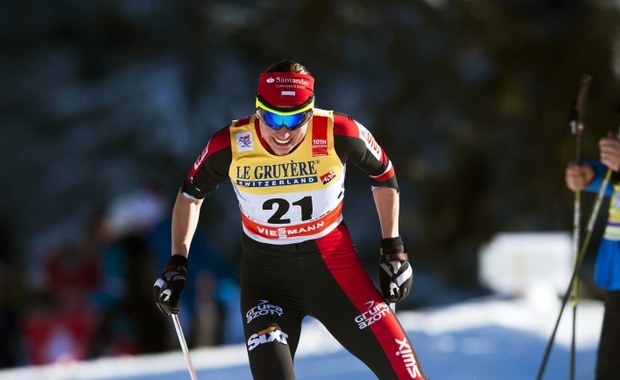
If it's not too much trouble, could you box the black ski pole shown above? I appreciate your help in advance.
[569,72,592,380]
[536,72,592,380]
[538,159,611,380]
[536,165,611,380]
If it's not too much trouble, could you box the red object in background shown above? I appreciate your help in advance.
[21,307,99,365]
[44,243,101,292]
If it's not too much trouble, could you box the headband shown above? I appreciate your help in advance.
[256,72,315,113]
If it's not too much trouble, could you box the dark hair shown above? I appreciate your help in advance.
[263,59,311,75]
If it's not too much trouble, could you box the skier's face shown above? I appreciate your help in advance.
[258,118,309,156]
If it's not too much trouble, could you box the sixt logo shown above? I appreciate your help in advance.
[246,300,284,324]
[247,326,289,351]
[395,337,422,378]
[354,301,389,329]
[320,169,336,185]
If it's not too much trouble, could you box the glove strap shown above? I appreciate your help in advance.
[166,254,189,270]
[381,252,408,263]
[381,236,404,252]
[380,236,407,263]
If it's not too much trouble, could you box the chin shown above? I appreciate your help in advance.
[272,147,291,155]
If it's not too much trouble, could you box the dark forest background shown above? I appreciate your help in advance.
[1,0,620,367]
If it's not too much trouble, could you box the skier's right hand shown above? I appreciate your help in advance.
[565,163,594,192]
[154,254,188,315]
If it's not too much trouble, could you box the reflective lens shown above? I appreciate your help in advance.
[257,108,313,131]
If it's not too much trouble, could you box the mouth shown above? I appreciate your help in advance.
[273,136,293,145]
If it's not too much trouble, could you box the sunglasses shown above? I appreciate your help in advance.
[256,108,313,131]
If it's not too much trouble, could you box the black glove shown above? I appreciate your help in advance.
[378,236,413,303]
[154,254,188,315]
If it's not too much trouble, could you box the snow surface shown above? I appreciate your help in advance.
[0,291,603,380]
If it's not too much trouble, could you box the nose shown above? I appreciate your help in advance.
[275,127,290,137]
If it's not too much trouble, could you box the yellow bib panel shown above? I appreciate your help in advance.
[604,183,620,241]
[228,109,345,244]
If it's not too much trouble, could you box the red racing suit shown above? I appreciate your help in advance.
[181,109,427,380]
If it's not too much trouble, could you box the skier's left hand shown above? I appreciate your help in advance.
[378,236,413,303]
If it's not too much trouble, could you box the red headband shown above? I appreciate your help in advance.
[257,72,315,110]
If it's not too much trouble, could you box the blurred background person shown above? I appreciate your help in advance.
[565,134,620,380]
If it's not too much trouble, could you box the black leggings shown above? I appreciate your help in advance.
[239,223,426,380]
[596,290,620,380]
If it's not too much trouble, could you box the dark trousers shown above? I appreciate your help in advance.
[239,223,427,380]
[596,290,620,380]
